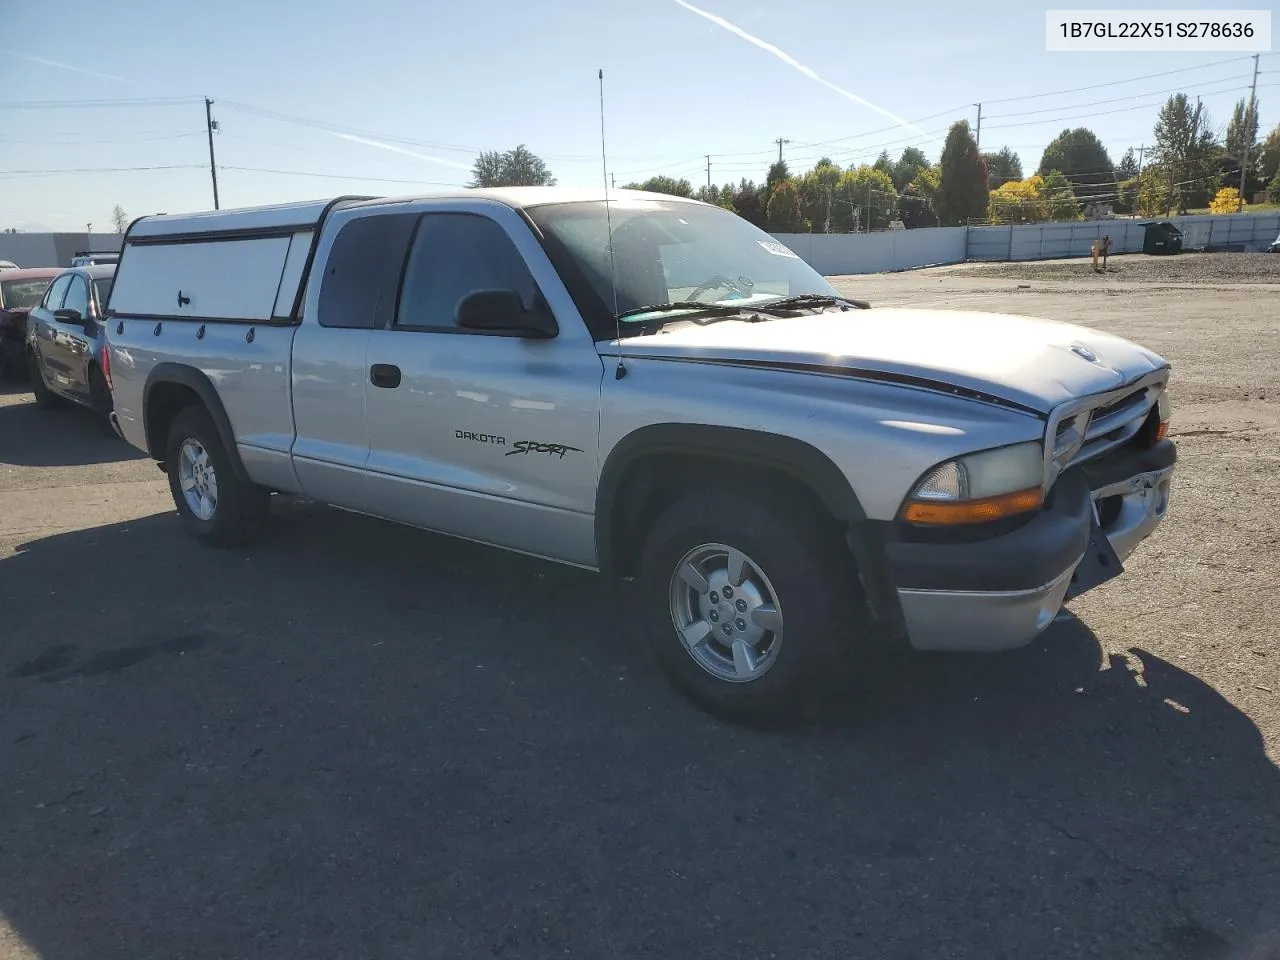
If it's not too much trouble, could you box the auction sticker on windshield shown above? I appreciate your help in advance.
[758,240,800,259]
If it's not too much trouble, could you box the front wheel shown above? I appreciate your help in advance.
[639,486,864,721]
[165,406,268,546]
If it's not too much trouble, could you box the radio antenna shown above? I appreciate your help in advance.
[599,68,625,380]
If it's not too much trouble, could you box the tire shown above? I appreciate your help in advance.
[165,406,269,547]
[28,351,67,409]
[638,484,865,722]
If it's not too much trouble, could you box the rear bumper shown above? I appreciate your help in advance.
[886,439,1176,653]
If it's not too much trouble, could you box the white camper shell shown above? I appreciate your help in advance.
[107,197,371,323]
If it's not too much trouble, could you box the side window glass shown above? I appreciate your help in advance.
[396,213,538,330]
[61,277,89,318]
[318,213,417,329]
[43,275,71,310]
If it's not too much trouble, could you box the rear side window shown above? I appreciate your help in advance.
[43,275,72,310]
[318,213,417,329]
[395,213,538,331]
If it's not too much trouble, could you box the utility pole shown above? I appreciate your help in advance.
[204,97,220,210]
[706,155,711,190]
[866,182,873,233]
[1134,144,1146,216]
[610,172,615,189]
[86,222,92,249]
[774,138,790,165]
[974,103,982,150]
[1238,53,1260,212]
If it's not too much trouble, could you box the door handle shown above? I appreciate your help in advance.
[370,363,401,389]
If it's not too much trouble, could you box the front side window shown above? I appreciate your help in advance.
[395,213,538,330]
[42,275,72,311]
[61,277,90,319]
[527,199,840,338]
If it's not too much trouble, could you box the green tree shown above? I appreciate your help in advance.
[982,147,1023,188]
[891,147,929,192]
[936,121,988,225]
[1114,148,1140,213]
[1259,125,1280,184]
[765,160,790,188]
[1037,127,1115,208]
[625,175,694,197]
[835,166,898,231]
[1135,166,1171,216]
[1041,169,1081,220]
[796,158,842,232]
[111,204,129,234]
[873,150,894,178]
[1268,173,1280,206]
[470,145,556,187]
[766,178,804,233]
[1224,96,1260,167]
[731,179,766,228]
[1151,94,1220,213]
[694,183,736,210]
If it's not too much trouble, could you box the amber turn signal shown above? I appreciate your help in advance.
[903,487,1045,525]
[1155,419,1169,442]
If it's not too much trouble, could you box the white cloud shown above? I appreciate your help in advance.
[670,0,934,140]
[331,133,472,171]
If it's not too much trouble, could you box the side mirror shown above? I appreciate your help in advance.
[53,308,84,326]
[456,289,557,339]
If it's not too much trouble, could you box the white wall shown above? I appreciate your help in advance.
[772,227,967,276]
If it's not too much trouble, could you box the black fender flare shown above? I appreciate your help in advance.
[142,363,249,481]
[594,423,902,627]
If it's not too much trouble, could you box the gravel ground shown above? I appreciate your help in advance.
[941,251,1280,283]
[1,269,1279,959]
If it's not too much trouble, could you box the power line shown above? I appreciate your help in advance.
[985,85,1251,131]
[0,132,203,145]
[0,164,205,178]
[981,55,1260,105]
[983,73,1253,120]
[0,96,203,109]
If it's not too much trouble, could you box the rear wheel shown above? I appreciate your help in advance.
[639,485,864,721]
[87,366,116,434]
[28,351,67,409]
[165,406,268,546]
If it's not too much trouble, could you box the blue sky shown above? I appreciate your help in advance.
[1,0,1275,231]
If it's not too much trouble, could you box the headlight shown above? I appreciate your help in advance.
[901,441,1045,525]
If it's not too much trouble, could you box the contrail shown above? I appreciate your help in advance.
[1,50,134,85]
[670,0,932,140]
[331,132,472,171]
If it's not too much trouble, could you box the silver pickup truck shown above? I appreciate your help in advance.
[105,189,1175,719]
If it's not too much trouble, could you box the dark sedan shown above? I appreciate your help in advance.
[0,267,60,377]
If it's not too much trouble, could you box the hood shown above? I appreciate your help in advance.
[607,307,1168,414]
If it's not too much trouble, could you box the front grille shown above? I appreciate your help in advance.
[1046,372,1166,481]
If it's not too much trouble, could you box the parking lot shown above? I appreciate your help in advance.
[1,253,1278,959]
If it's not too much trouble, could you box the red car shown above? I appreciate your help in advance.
[0,267,60,377]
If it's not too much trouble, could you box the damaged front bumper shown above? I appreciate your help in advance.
[885,439,1176,652]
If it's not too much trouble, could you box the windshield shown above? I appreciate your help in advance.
[527,199,839,338]
[93,278,114,312]
[0,278,53,311]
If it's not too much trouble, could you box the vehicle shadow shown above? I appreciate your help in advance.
[1,503,1277,960]
[0,397,143,466]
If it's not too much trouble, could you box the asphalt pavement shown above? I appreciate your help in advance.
[1,255,1277,959]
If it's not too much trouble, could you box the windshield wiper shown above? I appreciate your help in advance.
[615,301,759,334]
[754,293,871,313]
